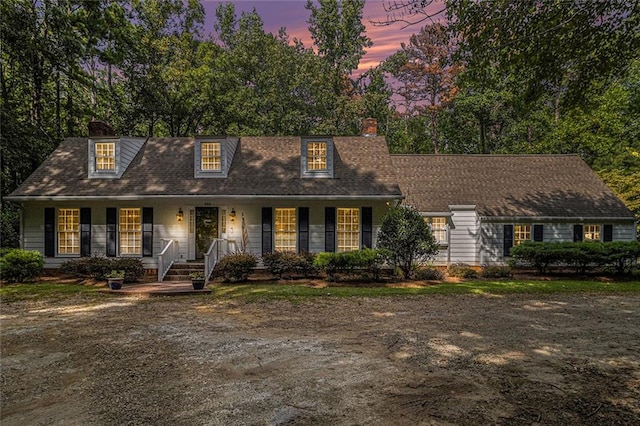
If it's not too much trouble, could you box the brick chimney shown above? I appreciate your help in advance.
[360,118,377,137]
[88,120,115,137]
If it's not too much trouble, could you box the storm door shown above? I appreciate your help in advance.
[195,207,218,259]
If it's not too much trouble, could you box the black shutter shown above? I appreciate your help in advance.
[44,207,55,257]
[142,207,153,257]
[325,207,336,252]
[603,224,613,242]
[80,208,91,257]
[533,224,544,242]
[573,224,583,242]
[298,207,309,252]
[503,224,513,257]
[106,208,117,257]
[361,207,373,248]
[262,207,272,255]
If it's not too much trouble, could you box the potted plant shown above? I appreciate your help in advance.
[189,271,206,290]
[105,270,125,290]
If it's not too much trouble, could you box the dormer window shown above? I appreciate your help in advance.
[95,142,115,171]
[201,142,221,171]
[195,137,237,178]
[307,142,327,170]
[301,137,334,178]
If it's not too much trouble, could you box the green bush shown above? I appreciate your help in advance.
[262,251,317,279]
[0,249,44,283]
[60,256,144,282]
[213,252,258,282]
[415,267,444,281]
[510,241,640,275]
[480,265,513,278]
[448,263,478,279]
[313,249,387,281]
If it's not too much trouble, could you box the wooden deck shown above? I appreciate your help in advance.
[98,281,212,296]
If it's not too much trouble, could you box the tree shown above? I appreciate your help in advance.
[387,23,461,153]
[377,205,438,279]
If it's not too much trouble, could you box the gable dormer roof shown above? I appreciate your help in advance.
[88,137,146,179]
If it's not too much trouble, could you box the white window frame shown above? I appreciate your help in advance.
[95,142,116,171]
[201,142,222,171]
[301,138,334,178]
[425,217,447,244]
[119,208,142,255]
[274,208,297,252]
[337,208,360,252]
[584,224,601,241]
[514,224,531,246]
[58,208,80,255]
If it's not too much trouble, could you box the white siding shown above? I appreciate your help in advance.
[449,208,480,266]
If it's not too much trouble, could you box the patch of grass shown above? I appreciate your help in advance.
[210,280,640,302]
[0,283,98,302]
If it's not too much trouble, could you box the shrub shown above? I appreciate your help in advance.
[313,249,386,281]
[510,241,640,275]
[262,251,317,279]
[480,265,513,278]
[414,267,444,281]
[60,256,144,282]
[377,205,439,279]
[448,263,478,279]
[213,252,258,282]
[0,249,44,283]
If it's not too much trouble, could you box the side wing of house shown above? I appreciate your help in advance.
[391,155,636,267]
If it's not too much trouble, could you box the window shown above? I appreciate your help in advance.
[301,138,333,178]
[95,142,115,171]
[584,224,601,241]
[119,208,141,255]
[274,208,297,252]
[425,217,447,243]
[514,225,531,245]
[337,208,359,252]
[307,142,327,171]
[58,209,79,254]
[201,142,221,171]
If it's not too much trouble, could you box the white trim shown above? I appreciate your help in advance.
[481,216,634,221]
[7,195,403,201]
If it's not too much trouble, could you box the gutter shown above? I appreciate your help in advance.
[6,194,405,202]
[480,216,635,221]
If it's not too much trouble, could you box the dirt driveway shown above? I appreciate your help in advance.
[2,291,639,425]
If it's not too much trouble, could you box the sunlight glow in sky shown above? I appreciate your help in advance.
[203,0,446,74]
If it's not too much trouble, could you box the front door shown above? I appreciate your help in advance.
[195,207,218,259]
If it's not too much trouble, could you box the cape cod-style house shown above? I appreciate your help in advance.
[7,119,636,280]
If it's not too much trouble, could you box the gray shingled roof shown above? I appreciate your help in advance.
[391,155,633,218]
[8,137,402,199]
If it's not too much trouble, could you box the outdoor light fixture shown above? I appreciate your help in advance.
[230,208,236,222]
[176,207,184,222]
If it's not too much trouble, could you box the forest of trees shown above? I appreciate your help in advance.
[1,0,638,246]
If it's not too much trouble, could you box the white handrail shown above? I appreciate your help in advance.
[158,239,178,282]
[204,238,224,281]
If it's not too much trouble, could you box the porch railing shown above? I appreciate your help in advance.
[204,238,224,282]
[158,239,178,282]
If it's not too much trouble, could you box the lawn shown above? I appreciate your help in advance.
[1,278,638,302]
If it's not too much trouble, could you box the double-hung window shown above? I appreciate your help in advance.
[95,142,116,171]
[584,224,601,241]
[58,209,79,254]
[201,142,221,171]
[514,225,531,245]
[119,208,141,255]
[337,208,359,252]
[425,217,447,243]
[307,142,327,171]
[274,208,297,252]
[301,138,334,178]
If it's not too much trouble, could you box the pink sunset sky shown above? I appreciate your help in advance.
[203,0,446,74]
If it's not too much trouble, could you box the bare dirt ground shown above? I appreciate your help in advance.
[2,291,639,425]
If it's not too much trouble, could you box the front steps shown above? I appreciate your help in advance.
[163,262,205,282]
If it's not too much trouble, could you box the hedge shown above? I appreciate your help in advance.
[0,249,44,283]
[60,256,145,282]
[509,241,640,274]
[262,251,316,279]
[313,248,387,281]
[213,252,258,282]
